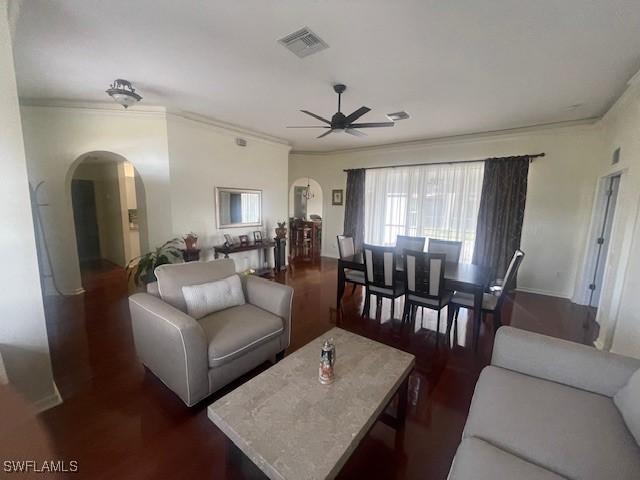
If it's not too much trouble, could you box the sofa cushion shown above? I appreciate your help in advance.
[155,259,236,312]
[615,368,640,446]
[182,274,245,319]
[449,437,564,480]
[463,366,640,480]
[199,304,283,368]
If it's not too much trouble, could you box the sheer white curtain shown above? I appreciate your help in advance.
[241,193,260,223]
[364,162,484,263]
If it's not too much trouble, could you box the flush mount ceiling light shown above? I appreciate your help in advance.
[106,79,142,108]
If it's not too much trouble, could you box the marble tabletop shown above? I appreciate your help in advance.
[207,327,415,480]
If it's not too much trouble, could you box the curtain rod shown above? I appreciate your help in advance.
[342,153,545,172]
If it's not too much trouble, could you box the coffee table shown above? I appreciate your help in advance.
[207,327,415,480]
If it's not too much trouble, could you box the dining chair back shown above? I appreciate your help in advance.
[337,235,355,259]
[428,238,463,264]
[396,235,426,254]
[495,249,525,307]
[404,250,447,301]
[402,250,450,334]
[363,244,397,290]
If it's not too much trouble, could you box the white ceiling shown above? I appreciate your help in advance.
[13,0,640,152]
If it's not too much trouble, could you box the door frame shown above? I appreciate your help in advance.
[574,169,625,306]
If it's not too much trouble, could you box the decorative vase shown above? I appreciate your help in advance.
[183,233,198,251]
[275,222,287,239]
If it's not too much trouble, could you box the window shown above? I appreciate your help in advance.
[364,162,484,263]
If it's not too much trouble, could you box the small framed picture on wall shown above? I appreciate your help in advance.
[332,189,344,206]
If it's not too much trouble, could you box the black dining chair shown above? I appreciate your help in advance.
[447,249,525,339]
[402,250,451,334]
[428,238,463,264]
[396,235,426,254]
[362,244,405,320]
[337,235,365,297]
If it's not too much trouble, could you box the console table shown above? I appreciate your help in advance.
[213,240,276,276]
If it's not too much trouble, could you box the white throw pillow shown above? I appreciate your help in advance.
[614,368,640,445]
[181,274,245,319]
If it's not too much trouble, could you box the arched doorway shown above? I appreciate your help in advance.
[68,151,148,287]
[289,177,323,260]
[289,177,323,221]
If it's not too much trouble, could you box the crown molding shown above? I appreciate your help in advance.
[169,111,291,148]
[18,99,291,148]
[627,67,640,87]
[290,118,600,156]
[19,98,167,116]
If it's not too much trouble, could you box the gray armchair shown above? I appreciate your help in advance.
[128,259,293,406]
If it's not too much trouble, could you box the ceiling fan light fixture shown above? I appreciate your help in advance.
[106,78,142,108]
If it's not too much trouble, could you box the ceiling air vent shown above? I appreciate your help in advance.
[387,111,410,121]
[278,27,328,58]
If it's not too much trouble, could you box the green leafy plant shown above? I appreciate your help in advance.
[127,238,183,286]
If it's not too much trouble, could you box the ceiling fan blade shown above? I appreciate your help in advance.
[349,122,395,128]
[300,110,332,125]
[344,106,371,124]
[286,126,331,128]
[345,128,367,137]
[317,129,335,139]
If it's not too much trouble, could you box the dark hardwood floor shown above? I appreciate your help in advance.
[36,257,598,479]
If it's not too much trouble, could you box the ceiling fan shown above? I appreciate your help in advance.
[287,84,395,138]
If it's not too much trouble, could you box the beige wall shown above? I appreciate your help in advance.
[166,114,290,271]
[20,105,173,294]
[290,123,603,299]
[591,80,640,357]
[21,106,291,290]
[0,0,58,410]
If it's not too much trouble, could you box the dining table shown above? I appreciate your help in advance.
[337,253,492,346]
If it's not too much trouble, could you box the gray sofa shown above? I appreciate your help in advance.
[129,259,293,406]
[449,326,640,480]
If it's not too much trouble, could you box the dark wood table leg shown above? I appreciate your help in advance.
[380,374,410,431]
[337,261,346,312]
[396,375,409,428]
[473,288,483,351]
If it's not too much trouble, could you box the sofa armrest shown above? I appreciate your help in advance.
[245,276,294,350]
[492,326,640,397]
[129,293,209,406]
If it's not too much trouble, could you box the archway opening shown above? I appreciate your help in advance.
[289,177,323,221]
[69,152,148,286]
[289,177,323,261]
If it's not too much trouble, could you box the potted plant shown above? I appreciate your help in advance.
[127,238,182,286]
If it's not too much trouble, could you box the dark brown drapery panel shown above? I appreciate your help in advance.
[472,156,530,285]
[343,169,366,253]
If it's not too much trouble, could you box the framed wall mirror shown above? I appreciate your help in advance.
[215,187,262,228]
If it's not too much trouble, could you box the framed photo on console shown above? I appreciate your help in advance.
[223,234,234,247]
[253,231,263,243]
[239,234,249,245]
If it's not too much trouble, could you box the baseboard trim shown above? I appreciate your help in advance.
[593,338,607,351]
[33,382,62,414]
[515,287,570,299]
